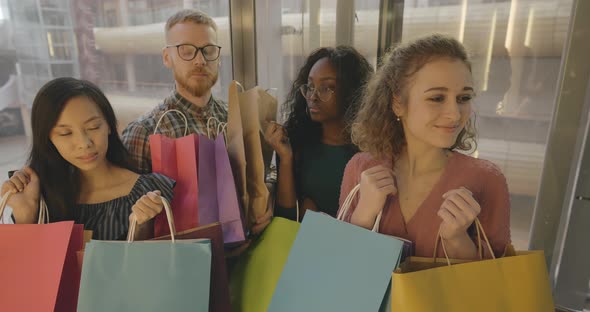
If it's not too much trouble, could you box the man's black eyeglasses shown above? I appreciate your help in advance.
[166,44,222,62]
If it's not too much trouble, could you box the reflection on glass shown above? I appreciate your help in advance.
[42,9,70,26]
[257,0,380,112]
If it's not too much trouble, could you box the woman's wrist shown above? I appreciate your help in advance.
[278,153,293,165]
[13,210,37,224]
[350,202,379,229]
[12,201,39,224]
[442,232,478,259]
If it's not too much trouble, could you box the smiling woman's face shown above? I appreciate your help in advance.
[394,57,474,149]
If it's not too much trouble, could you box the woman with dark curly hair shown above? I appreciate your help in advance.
[338,34,511,259]
[264,46,373,219]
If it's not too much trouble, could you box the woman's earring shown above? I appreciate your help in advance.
[396,116,401,122]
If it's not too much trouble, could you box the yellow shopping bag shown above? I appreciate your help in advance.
[391,220,555,312]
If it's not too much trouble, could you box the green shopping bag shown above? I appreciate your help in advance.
[77,197,212,312]
[229,217,300,312]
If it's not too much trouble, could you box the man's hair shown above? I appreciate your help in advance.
[165,9,218,35]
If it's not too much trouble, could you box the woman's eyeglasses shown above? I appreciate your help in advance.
[299,84,335,102]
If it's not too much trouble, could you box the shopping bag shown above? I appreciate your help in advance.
[154,222,231,312]
[229,217,300,312]
[54,223,85,312]
[198,134,245,243]
[268,210,404,312]
[197,134,218,228]
[256,88,278,175]
[0,192,83,312]
[390,219,555,312]
[238,85,271,226]
[150,110,199,236]
[74,230,93,279]
[226,81,249,224]
[77,197,212,312]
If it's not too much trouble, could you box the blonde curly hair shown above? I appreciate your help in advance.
[351,34,477,160]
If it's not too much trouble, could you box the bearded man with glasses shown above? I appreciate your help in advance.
[123,9,227,174]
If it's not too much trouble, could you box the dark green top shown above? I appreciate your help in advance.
[298,143,357,217]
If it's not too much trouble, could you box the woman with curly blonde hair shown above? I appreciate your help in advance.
[338,34,510,259]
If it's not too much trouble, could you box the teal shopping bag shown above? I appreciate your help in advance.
[268,211,404,312]
[77,198,212,312]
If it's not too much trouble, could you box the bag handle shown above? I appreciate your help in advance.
[154,109,188,136]
[337,184,382,232]
[38,197,49,224]
[0,191,13,223]
[434,218,496,266]
[294,200,300,223]
[127,196,176,243]
[0,192,49,224]
[206,116,221,139]
[0,191,50,224]
[234,81,245,93]
[217,122,228,138]
[206,117,229,142]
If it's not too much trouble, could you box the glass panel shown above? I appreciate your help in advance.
[400,0,574,249]
[42,9,70,26]
[353,0,380,68]
[40,0,68,10]
[256,0,380,109]
[50,63,74,77]
[46,29,73,46]
[9,2,41,25]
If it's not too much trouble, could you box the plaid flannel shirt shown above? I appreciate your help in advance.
[122,90,228,173]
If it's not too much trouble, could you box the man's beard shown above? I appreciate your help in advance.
[175,67,218,97]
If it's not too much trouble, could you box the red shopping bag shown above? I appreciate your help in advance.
[150,133,199,236]
[0,221,83,312]
[55,224,84,312]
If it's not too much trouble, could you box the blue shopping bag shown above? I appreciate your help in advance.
[77,198,212,312]
[268,211,404,312]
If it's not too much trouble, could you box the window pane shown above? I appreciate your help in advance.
[50,63,73,77]
[256,0,380,114]
[42,9,70,26]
